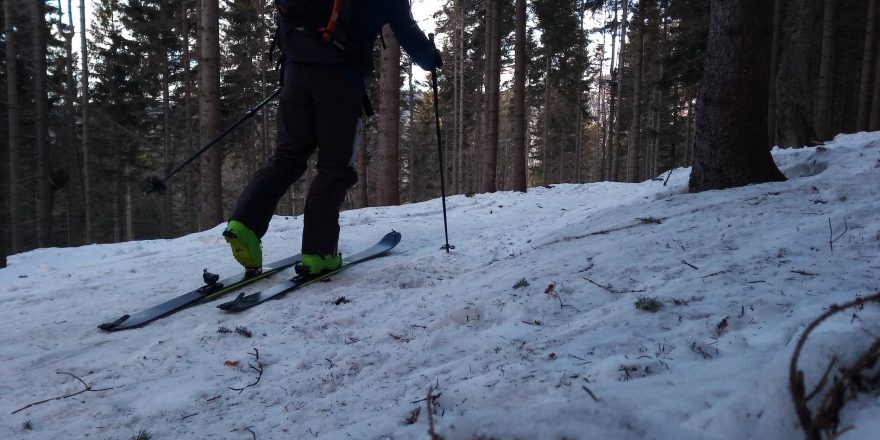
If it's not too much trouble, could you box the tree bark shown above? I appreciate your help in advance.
[858,0,877,131]
[80,0,93,243]
[814,0,835,141]
[199,0,223,229]
[481,0,500,193]
[6,0,21,252]
[603,0,620,181]
[377,24,401,206]
[610,0,630,181]
[58,0,78,246]
[626,1,645,183]
[871,34,880,130]
[767,0,783,146]
[33,0,53,247]
[356,119,369,207]
[511,0,527,192]
[775,0,820,147]
[542,55,550,185]
[689,0,786,192]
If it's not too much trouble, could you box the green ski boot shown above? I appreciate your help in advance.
[294,253,342,277]
[223,220,262,274]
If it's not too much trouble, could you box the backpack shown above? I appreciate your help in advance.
[275,0,356,66]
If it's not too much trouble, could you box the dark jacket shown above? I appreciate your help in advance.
[279,0,439,73]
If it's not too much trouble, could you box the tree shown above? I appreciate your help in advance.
[814,0,835,141]
[377,24,401,206]
[775,0,821,147]
[32,0,54,246]
[689,0,786,192]
[510,0,527,192]
[857,0,876,132]
[480,0,501,193]
[80,0,94,243]
[199,0,222,229]
[6,0,21,252]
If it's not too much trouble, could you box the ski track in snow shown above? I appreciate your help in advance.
[1,133,879,440]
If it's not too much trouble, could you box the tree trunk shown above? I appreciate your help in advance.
[775,0,820,147]
[603,0,620,181]
[481,0,500,193]
[542,55,550,185]
[61,0,82,246]
[610,0,630,181]
[452,1,461,194]
[858,0,877,131]
[511,0,527,192]
[33,0,53,247]
[871,35,880,130]
[767,0,783,146]
[689,0,786,192]
[377,24,401,206]
[199,0,223,229]
[162,52,173,236]
[626,1,645,183]
[80,0,93,243]
[457,7,466,194]
[814,0,835,141]
[356,119,369,207]
[6,0,21,252]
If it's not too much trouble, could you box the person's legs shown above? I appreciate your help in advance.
[300,66,363,256]
[226,66,316,269]
[229,65,316,238]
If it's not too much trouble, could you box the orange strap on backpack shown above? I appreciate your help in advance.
[321,0,342,41]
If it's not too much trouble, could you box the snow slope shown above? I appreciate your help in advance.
[1,133,878,440]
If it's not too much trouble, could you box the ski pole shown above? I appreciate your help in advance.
[429,34,453,252]
[145,88,282,194]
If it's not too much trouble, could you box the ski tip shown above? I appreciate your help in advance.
[98,314,130,332]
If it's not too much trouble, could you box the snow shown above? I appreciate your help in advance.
[2,133,879,440]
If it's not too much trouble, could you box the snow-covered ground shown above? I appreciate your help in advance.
[1,133,878,440]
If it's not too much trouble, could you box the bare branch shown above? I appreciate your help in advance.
[12,372,114,414]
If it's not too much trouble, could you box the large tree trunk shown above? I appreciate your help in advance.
[33,0,53,247]
[377,24,401,206]
[689,0,786,192]
[775,0,820,147]
[626,1,645,183]
[857,0,877,131]
[6,0,21,252]
[481,0,500,193]
[199,0,223,229]
[602,0,620,181]
[872,33,880,131]
[61,0,82,246]
[80,0,93,243]
[814,0,835,141]
[510,0,527,192]
[767,0,783,146]
[610,0,630,181]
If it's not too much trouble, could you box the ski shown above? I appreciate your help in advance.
[218,231,401,312]
[98,254,301,331]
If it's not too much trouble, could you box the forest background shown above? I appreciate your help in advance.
[1,0,877,266]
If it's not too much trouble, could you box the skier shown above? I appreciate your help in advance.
[223,0,442,276]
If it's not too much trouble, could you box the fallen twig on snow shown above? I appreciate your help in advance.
[426,386,444,440]
[789,292,880,440]
[13,371,113,414]
[828,218,849,252]
[229,348,264,394]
